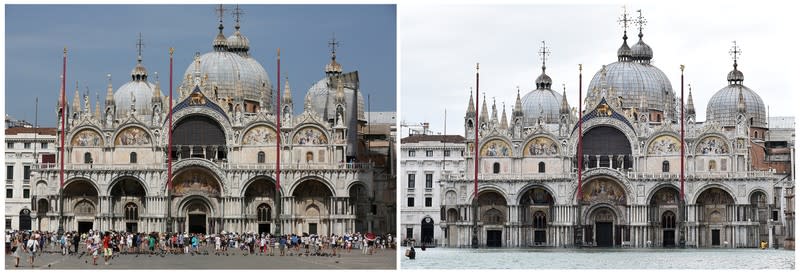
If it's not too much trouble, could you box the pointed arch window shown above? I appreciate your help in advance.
[257,151,265,164]
[130,152,137,163]
[124,203,138,221]
[257,203,271,222]
[538,162,545,173]
[662,160,669,172]
[84,152,93,164]
[493,162,500,174]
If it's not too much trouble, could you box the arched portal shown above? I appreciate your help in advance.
[649,186,679,247]
[750,191,769,245]
[64,179,99,232]
[172,115,227,160]
[19,209,32,231]
[696,187,734,247]
[446,208,459,247]
[292,180,333,235]
[349,183,370,232]
[182,198,211,234]
[110,178,147,232]
[173,167,222,233]
[519,187,554,246]
[477,191,507,247]
[421,216,435,245]
[243,178,276,234]
[589,206,617,247]
[581,126,632,169]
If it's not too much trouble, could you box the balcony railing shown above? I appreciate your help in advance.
[34,161,374,171]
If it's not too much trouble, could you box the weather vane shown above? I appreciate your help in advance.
[729,41,742,63]
[538,40,551,68]
[634,9,647,34]
[618,6,630,33]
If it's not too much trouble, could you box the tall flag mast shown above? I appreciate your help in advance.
[679,64,686,248]
[167,47,174,233]
[58,47,67,235]
[576,63,584,247]
[276,48,282,235]
[471,63,480,248]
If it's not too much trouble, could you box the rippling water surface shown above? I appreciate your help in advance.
[401,247,795,269]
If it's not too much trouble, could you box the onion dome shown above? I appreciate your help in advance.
[325,55,343,76]
[305,73,366,123]
[630,33,653,62]
[706,58,766,128]
[212,23,228,52]
[227,20,250,56]
[535,65,553,89]
[617,33,632,61]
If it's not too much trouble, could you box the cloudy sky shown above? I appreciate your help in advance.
[5,4,396,127]
[399,3,797,137]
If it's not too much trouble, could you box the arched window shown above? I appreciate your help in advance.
[662,161,669,172]
[533,211,547,229]
[538,162,545,173]
[493,162,500,174]
[306,152,314,163]
[257,203,271,222]
[708,160,717,171]
[257,151,265,163]
[754,131,758,139]
[124,203,138,221]
[84,152,93,164]
[130,152,137,164]
[662,211,676,229]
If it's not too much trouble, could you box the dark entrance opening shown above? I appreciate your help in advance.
[258,223,270,234]
[188,214,206,234]
[486,230,502,247]
[663,230,675,247]
[421,217,434,245]
[78,221,93,234]
[712,229,720,246]
[596,222,613,247]
[19,209,31,231]
[534,230,546,244]
[126,222,138,233]
[308,223,318,235]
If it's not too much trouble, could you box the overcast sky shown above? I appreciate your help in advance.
[5,4,396,127]
[399,3,798,137]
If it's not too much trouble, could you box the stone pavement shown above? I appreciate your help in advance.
[5,246,397,270]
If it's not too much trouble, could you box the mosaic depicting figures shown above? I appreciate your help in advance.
[293,127,328,145]
[696,188,734,205]
[114,127,151,145]
[522,188,553,205]
[695,136,729,155]
[647,135,680,155]
[71,129,103,146]
[242,126,276,145]
[581,178,626,204]
[651,188,678,205]
[524,137,559,156]
[173,169,221,197]
[480,139,512,157]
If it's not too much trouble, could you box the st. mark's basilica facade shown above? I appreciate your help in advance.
[439,11,793,248]
[29,9,394,236]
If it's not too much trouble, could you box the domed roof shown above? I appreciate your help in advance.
[305,75,366,122]
[630,33,653,62]
[706,63,766,128]
[534,67,553,90]
[181,23,272,104]
[586,61,674,112]
[520,87,563,124]
[227,25,250,56]
[114,61,161,119]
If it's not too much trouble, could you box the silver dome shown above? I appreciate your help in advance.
[587,61,674,113]
[114,80,160,118]
[227,28,250,56]
[706,83,766,128]
[305,75,366,122]
[181,50,272,104]
[520,87,563,124]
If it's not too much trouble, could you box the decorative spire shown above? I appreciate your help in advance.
[152,72,162,103]
[283,75,292,105]
[335,76,345,104]
[513,87,523,117]
[131,33,148,81]
[535,41,553,89]
[212,4,228,52]
[95,93,101,120]
[491,97,498,124]
[686,84,695,116]
[500,102,508,130]
[617,6,632,61]
[72,81,81,114]
[105,73,115,106]
[737,87,747,114]
[466,88,475,115]
[727,41,744,84]
[480,93,488,123]
[560,84,570,114]
[325,33,343,75]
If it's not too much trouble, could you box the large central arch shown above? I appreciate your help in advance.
[291,179,334,235]
[518,185,555,246]
[108,176,147,232]
[580,126,633,169]
[477,190,508,247]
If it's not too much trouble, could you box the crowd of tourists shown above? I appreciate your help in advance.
[6,229,395,267]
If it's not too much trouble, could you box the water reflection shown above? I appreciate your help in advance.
[401,247,795,269]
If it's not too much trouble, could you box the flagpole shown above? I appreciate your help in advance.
[58,47,67,236]
[471,63,480,248]
[679,64,686,248]
[575,64,583,247]
[275,48,282,236]
[167,47,174,234]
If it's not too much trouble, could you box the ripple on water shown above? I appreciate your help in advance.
[400,248,795,269]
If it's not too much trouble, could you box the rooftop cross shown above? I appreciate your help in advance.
[618,6,630,34]
[136,32,144,61]
[634,9,647,34]
[538,40,551,69]
[328,33,340,57]
[216,4,226,23]
[729,40,742,63]
[232,4,244,25]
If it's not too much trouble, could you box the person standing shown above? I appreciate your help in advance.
[11,235,22,267]
[72,232,80,255]
[25,233,39,267]
[102,232,112,265]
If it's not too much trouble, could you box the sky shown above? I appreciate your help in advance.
[4,4,396,127]
[399,3,799,137]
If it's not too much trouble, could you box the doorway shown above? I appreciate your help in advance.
[421,217,434,245]
[663,230,675,247]
[188,214,206,234]
[596,222,613,247]
[126,222,138,233]
[258,223,270,234]
[78,221,93,234]
[711,229,720,246]
[308,223,318,235]
[19,209,31,231]
[486,230,502,247]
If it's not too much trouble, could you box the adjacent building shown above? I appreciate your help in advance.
[5,126,57,231]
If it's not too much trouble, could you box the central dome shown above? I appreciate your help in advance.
[520,88,563,124]
[305,74,366,122]
[586,61,674,113]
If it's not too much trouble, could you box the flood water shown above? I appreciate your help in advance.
[400,247,795,269]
